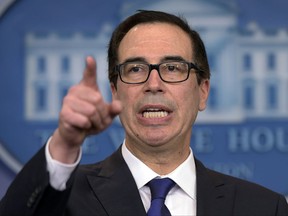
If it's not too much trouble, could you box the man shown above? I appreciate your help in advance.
[0,10,287,216]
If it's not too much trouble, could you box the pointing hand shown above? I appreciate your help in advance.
[50,56,122,163]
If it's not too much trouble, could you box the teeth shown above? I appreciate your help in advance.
[143,110,168,118]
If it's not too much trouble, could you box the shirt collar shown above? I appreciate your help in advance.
[121,140,196,200]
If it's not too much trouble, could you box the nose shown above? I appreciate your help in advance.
[144,69,164,93]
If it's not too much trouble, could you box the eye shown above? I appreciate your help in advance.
[167,65,176,71]
[125,64,146,73]
[162,63,181,73]
[130,66,141,73]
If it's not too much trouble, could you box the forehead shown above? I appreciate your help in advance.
[118,22,193,62]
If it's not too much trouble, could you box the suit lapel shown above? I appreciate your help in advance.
[85,148,237,216]
[195,159,236,216]
[86,147,146,216]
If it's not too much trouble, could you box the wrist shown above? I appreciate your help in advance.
[49,129,81,164]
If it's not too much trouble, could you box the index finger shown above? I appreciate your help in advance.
[81,56,98,89]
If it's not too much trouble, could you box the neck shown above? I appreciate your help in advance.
[125,139,190,175]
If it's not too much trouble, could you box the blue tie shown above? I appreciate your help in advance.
[147,178,175,216]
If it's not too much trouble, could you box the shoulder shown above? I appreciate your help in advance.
[198,158,280,196]
[196,158,285,199]
[208,167,279,196]
[74,146,126,179]
[196,160,288,215]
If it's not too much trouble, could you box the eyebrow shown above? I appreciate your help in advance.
[161,56,187,62]
[121,56,188,64]
[122,57,146,64]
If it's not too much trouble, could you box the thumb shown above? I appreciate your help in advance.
[109,99,122,118]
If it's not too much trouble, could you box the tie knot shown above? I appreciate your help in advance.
[148,178,175,200]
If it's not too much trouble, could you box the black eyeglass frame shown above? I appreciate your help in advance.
[114,61,203,84]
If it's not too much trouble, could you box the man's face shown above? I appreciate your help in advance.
[111,23,209,151]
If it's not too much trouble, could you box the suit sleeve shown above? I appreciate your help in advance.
[276,195,288,216]
[0,145,76,216]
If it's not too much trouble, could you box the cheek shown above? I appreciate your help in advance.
[117,89,133,105]
[116,86,136,115]
[181,86,200,112]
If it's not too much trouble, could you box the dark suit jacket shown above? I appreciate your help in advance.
[0,145,288,216]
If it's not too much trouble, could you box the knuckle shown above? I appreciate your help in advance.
[79,118,91,129]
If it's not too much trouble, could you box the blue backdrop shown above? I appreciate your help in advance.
[0,0,288,200]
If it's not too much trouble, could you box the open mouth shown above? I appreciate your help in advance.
[142,108,169,118]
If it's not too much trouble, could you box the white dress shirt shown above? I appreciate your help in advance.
[122,142,196,216]
[45,138,82,191]
[46,139,197,215]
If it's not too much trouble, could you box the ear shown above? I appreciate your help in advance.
[110,82,118,100]
[198,79,210,111]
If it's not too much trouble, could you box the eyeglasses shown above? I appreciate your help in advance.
[114,61,202,84]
